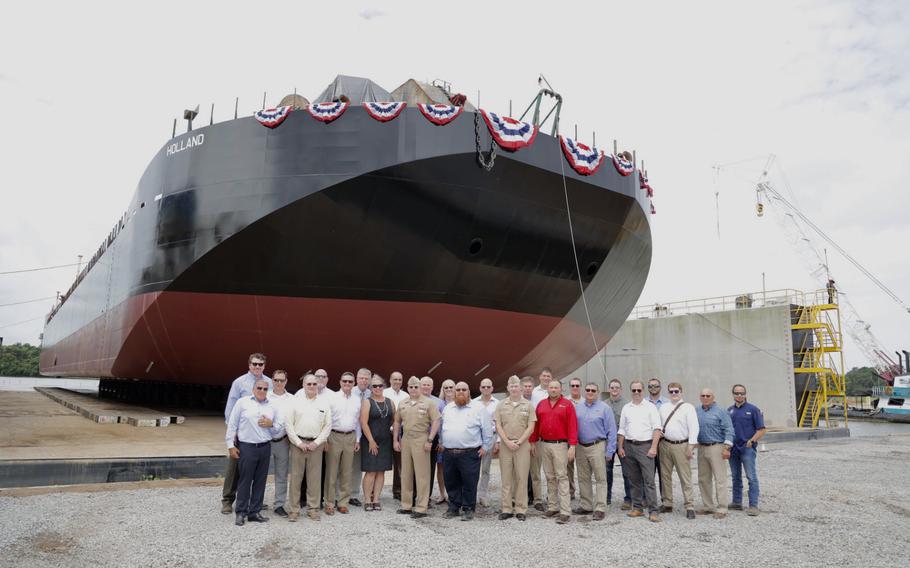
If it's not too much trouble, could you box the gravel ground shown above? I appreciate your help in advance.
[2,434,909,568]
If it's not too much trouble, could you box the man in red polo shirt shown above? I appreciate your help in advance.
[530,380,578,524]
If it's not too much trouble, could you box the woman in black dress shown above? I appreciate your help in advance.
[359,376,396,511]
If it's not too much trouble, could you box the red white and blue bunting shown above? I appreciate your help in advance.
[611,153,635,176]
[307,102,349,123]
[639,171,653,197]
[254,106,293,128]
[417,103,463,125]
[364,101,407,122]
[559,136,605,175]
[480,110,538,152]
[650,200,656,215]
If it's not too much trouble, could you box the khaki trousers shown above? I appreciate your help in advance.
[324,431,356,507]
[567,457,576,498]
[400,435,432,513]
[529,450,542,503]
[288,443,324,513]
[697,444,728,513]
[498,441,531,514]
[659,440,695,510]
[540,442,571,516]
[576,441,608,513]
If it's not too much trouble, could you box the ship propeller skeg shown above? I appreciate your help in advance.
[254,106,293,128]
[479,109,538,151]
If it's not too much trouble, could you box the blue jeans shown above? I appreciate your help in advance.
[729,446,759,507]
[443,448,482,512]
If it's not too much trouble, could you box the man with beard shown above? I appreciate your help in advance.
[530,380,578,524]
[221,353,272,514]
[440,382,493,521]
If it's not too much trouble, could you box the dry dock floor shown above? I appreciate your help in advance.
[0,391,908,567]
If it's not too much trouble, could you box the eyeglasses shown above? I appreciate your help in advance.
[371,384,384,388]
[254,386,268,391]
[274,378,287,383]
[668,389,680,394]
[455,388,468,392]
[250,362,265,367]
[315,374,327,378]
[341,379,354,384]
[585,388,597,393]
[648,385,660,389]
[699,394,712,398]
[609,385,621,389]
[481,385,493,389]
[733,392,746,396]
[443,386,454,390]
[570,384,581,388]
[407,385,419,389]
[631,388,642,393]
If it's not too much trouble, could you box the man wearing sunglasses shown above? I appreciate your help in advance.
[226,378,283,526]
[221,353,272,515]
[267,370,295,517]
[728,384,766,516]
[573,383,616,521]
[530,380,578,524]
[565,377,584,502]
[473,378,499,507]
[394,376,441,518]
[696,388,734,519]
[657,382,699,519]
[323,371,362,515]
[617,381,662,522]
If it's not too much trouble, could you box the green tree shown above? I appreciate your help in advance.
[0,342,41,377]
[845,366,884,396]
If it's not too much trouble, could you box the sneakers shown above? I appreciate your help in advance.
[627,509,645,518]
[746,507,760,516]
[729,503,744,511]
[556,514,570,524]
[273,506,288,518]
[620,502,632,511]
[592,511,605,521]
[649,513,661,523]
[221,502,233,515]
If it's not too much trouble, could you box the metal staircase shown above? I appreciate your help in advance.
[794,289,848,428]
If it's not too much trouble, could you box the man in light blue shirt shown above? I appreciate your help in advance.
[221,353,272,515]
[226,377,283,526]
[696,388,734,518]
[440,382,493,520]
[573,383,617,519]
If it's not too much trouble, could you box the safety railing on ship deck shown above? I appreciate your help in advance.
[629,288,809,319]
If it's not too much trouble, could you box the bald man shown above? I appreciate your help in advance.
[696,388,734,519]
[474,377,499,507]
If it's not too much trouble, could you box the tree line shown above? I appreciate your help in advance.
[0,343,40,376]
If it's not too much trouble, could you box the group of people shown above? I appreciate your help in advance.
[222,353,766,526]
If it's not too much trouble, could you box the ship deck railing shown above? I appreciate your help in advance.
[630,288,831,320]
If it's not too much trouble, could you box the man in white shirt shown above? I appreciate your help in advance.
[286,374,332,521]
[384,371,409,501]
[323,371,362,515]
[617,381,663,523]
[657,382,700,519]
[315,369,335,400]
[530,367,552,511]
[267,370,295,517]
[474,377,499,507]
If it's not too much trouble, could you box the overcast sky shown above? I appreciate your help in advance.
[1,0,907,370]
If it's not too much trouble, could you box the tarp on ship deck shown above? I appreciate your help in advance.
[314,75,392,104]
[390,79,476,111]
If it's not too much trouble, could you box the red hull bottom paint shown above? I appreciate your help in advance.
[40,291,606,389]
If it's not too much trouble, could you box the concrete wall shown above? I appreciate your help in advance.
[565,305,797,427]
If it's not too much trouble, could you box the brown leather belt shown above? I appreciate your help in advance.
[661,439,687,445]
[579,439,605,447]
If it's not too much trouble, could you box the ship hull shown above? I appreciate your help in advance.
[40,107,652,389]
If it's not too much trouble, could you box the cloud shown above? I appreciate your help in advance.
[358,8,386,20]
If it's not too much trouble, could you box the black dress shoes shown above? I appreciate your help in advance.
[235,513,246,526]
[247,513,269,523]
[516,513,527,521]
[411,511,428,519]
[349,498,362,506]
[498,513,514,520]
[273,506,288,517]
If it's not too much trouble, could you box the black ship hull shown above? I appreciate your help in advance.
[40,107,652,388]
